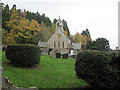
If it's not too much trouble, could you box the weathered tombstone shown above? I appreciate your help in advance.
[72,55,76,59]
[50,50,55,58]
[2,45,7,51]
[48,49,53,55]
[62,54,68,59]
[56,53,61,58]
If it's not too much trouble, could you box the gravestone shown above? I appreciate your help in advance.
[62,54,68,59]
[72,55,76,59]
[50,50,55,58]
[56,53,61,58]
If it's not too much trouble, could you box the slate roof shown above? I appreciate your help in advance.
[72,42,81,49]
[38,41,47,47]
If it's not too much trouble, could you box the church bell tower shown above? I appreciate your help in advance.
[56,16,64,31]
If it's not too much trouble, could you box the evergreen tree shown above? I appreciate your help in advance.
[53,18,57,24]
[2,4,10,31]
[11,4,16,10]
[62,19,70,36]
[89,38,110,51]
[81,28,91,37]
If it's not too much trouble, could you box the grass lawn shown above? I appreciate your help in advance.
[2,52,88,88]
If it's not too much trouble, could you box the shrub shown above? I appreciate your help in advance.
[62,54,68,59]
[117,52,120,70]
[75,50,119,88]
[5,44,41,67]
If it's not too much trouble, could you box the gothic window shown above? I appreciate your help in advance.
[58,42,60,48]
[54,42,56,48]
[57,23,60,27]
[63,42,64,48]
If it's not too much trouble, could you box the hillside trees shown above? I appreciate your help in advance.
[6,9,41,44]
[81,29,92,49]
[2,4,71,45]
[2,4,103,50]
[2,29,8,45]
[26,11,52,27]
[73,31,92,49]
[2,4,10,31]
[89,38,110,51]
[69,29,92,50]
[62,19,70,36]
[81,28,91,37]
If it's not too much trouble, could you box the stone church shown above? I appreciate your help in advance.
[38,17,81,56]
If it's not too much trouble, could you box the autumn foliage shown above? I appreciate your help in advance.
[69,32,92,49]
[3,4,93,50]
[6,9,41,44]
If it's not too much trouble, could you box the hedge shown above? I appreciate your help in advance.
[5,44,41,67]
[75,50,120,88]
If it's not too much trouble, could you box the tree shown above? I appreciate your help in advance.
[2,4,10,31]
[62,19,70,36]
[6,9,41,44]
[64,31,69,38]
[53,18,57,24]
[81,28,91,37]
[11,4,16,10]
[89,38,110,51]
[81,29,92,49]
[34,22,52,42]
[69,35,75,42]
[2,29,8,45]
[25,11,52,27]
[50,23,56,34]
[73,32,91,49]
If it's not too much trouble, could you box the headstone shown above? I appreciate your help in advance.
[70,50,74,56]
[50,50,55,58]
[56,53,61,58]
[62,54,68,59]
[72,55,76,59]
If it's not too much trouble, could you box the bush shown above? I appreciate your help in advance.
[62,54,68,59]
[5,44,41,67]
[117,52,120,70]
[75,50,119,88]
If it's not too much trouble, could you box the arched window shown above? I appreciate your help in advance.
[54,42,56,48]
[58,42,60,48]
[63,42,64,48]
[57,23,60,27]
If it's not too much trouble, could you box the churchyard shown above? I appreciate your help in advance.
[1,3,120,89]
[2,51,88,88]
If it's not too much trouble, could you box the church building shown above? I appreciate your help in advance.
[38,17,81,56]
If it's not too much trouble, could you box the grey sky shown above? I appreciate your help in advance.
[1,0,119,49]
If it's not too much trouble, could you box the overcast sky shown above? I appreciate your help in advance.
[1,0,119,49]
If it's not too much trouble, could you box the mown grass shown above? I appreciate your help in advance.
[2,52,88,88]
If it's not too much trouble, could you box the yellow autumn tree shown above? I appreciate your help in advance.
[74,32,92,49]
[6,9,20,44]
[6,9,41,44]
[69,35,75,42]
